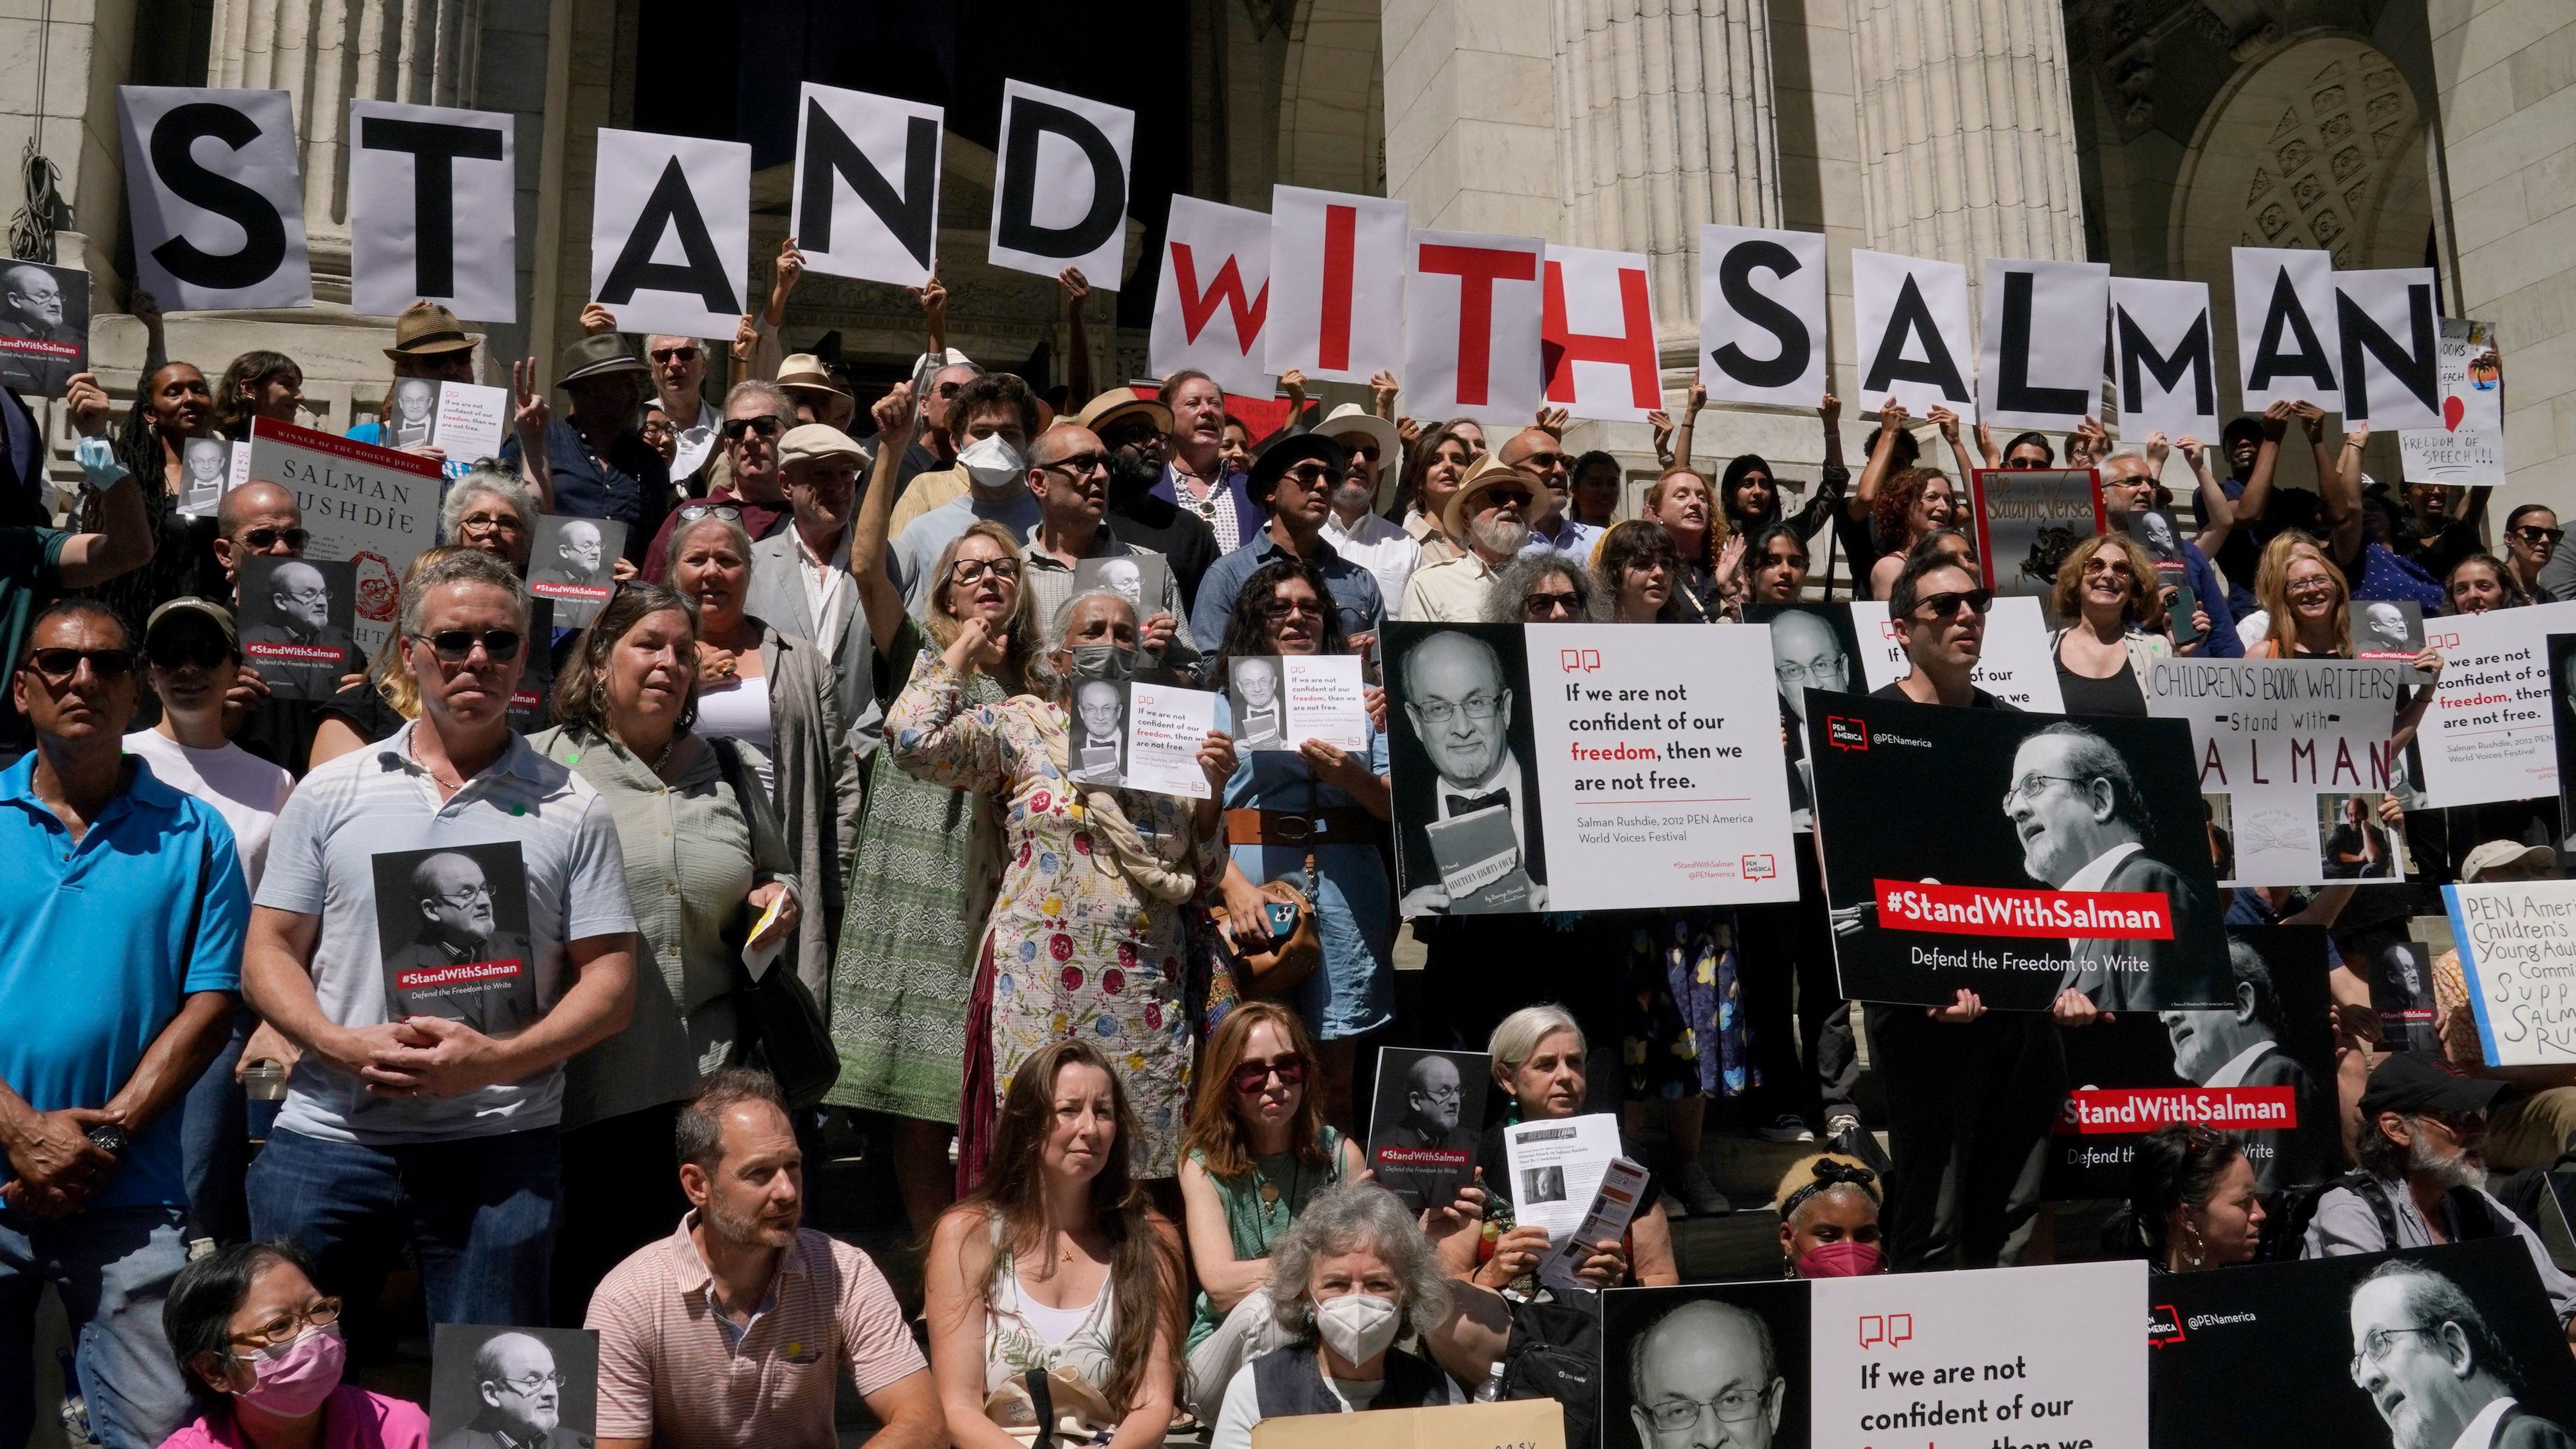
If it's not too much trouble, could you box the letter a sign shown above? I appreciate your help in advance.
[590,130,752,341]
[1150,195,1272,397]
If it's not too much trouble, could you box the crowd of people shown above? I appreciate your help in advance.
[4,256,2574,1449]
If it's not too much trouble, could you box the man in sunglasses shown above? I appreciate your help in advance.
[1873,552,2002,709]
[2306,1054,2576,1330]
[1190,432,1387,653]
[1077,387,1220,612]
[502,334,668,572]
[639,380,797,583]
[1499,426,1599,564]
[1400,455,1538,626]
[241,548,639,1329]
[645,333,720,489]
[0,598,248,1449]
[1020,423,1198,678]
[1317,403,1422,609]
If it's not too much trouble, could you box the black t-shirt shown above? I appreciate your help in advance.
[2052,655,2146,717]
[1110,491,1220,614]
[2210,481,2324,597]
[1870,680,2013,709]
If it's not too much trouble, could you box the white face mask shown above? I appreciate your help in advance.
[959,433,1025,489]
[1313,1292,1401,1365]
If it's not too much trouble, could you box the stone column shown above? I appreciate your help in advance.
[205,0,487,301]
[1849,0,2087,270]
[1555,0,1781,339]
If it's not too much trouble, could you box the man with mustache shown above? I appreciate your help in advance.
[384,850,537,1037]
[1399,458,1536,624]
[439,1330,572,1449]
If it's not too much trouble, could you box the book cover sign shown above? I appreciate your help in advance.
[237,556,360,701]
[177,437,231,517]
[372,841,538,1036]
[528,514,626,627]
[1966,467,2105,612]
[0,259,88,398]
[1365,1047,1488,1214]
[1807,690,2230,1011]
[429,1324,597,1449]
[1384,623,1546,915]
[2399,319,2506,486]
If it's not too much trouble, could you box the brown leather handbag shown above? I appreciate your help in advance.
[1211,853,1321,1000]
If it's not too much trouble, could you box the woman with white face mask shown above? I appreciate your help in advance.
[160,1238,429,1448]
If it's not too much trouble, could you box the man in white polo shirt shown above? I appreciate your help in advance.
[241,548,638,1329]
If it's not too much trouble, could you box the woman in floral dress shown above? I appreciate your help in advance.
[891,583,1238,1180]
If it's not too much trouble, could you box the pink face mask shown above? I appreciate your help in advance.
[234,1326,345,1419]
[1795,1240,1885,1278]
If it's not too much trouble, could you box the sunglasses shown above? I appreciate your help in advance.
[238,527,310,552]
[1484,489,1533,510]
[147,638,235,671]
[1523,591,1581,618]
[1231,1052,1309,1095]
[676,503,744,525]
[1910,588,1994,619]
[409,629,524,663]
[650,346,701,364]
[2513,526,2565,545]
[22,647,136,682]
[722,416,785,442]
[1038,452,1110,476]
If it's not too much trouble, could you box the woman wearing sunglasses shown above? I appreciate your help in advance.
[1176,1003,1367,1417]
[2044,533,2169,719]
[159,1237,426,1449]
[2501,503,2562,605]
[831,383,1050,1235]
[1487,553,1590,625]
[1208,558,1394,1125]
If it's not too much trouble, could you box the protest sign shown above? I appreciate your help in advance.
[2366,936,2441,1053]
[244,418,438,654]
[987,80,1132,286]
[590,129,751,341]
[2445,879,2576,1067]
[2138,656,2404,887]
[1502,1113,1622,1252]
[429,1324,597,1447]
[1699,225,1830,408]
[374,843,537,1033]
[1540,244,1660,423]
[1851,249,1977,423]
[1253,1400,1563,1449]
[1071,554,1165,621]
[2401,319,2506,486]
[1150,195,1272,396]
[175,437,230,517]
[528,515,624,627]
[1385,622,1798,916]
[1807,690,2229,1011]
[1848,595,2067,712]
[1365,1047,1486,1214]
[238,557,361,702]
[1753,603,1863,831]
[2148,1241,2576,1449]
[347,99,516,322]
[792,82,941,288]
[2353,599,2425,664]
[0,261,86,398]
[1121,681,1217,798]
[2333,267,2442,429]
[118,86,314,312]
[1266,186,1406,384]
[2411,602,2576,807]
[2233,246,2340,411]
[2050,925,2338,1198]
[1966,468,2104,606]
[1225,653,1366,752]
[429,381,509,460]
[2110,277,2221,443]
[1403,229,1543,422]
[1535,1155,1645,1296]
[1978,259,2110,431]
[1604,1260,2148,1449]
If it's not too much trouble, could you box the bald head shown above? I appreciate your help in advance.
[218,482,298,538]
[1500,428,1569,510]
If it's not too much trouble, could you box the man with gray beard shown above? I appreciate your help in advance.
[1400,456,1537,623]
[2304,1053,2576,1331]
[1082,388,1219,610]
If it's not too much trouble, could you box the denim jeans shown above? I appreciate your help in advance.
[0,1204,192,1449]
[178,1005,255,1246]
[245,1125,560,1333]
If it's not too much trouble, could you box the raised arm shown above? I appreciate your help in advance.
[1971,420,2003,472]
[852,382,918,651]
[509,357,557,512]
[2313,407,2362,562]
[1669,379,1707,471]
[2222,402,2292,533]
[2178,435,2235,557]
[910,270,948,358]
[1935,407,1982,484]
[1059,267,1094,410]
[1851,400,1910,520]
[55,375,153,588]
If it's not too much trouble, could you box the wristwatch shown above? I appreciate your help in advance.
[85,1123,128,1157]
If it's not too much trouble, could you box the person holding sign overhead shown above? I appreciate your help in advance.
[888,580,1237,1180]
[1209,556,1395,1121]
[1865,465,1960,601]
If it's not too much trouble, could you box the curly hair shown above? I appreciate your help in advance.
[1488,552,1592,623]
[1590,519,1684,622]
[2048,531,2167,633]
[1265,1182,1454,1342]
[550,582,700,734]
[2253,530,2350,658]
[1870,466,1953,555]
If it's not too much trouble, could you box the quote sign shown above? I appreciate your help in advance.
[2445,879,2576,1067]
[1849,596,2068,712]
[2410,600,2576,808]
[2140,657,2403,887]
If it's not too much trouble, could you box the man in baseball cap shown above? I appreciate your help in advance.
[1185,432,1387,653]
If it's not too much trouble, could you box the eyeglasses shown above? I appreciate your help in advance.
[1910,588,1992,619]
[650,346,700,364]
[2002,773,2090,808]
[1038,453,1109,476]
[2350,1326,2440,1379]
[1231,1052,1308,1094]
[2512,526,2565,545]
[148,637,235,671]
[1414,693,1501,726]
[494,1371,568,1396]
[409,629,524,663]
[676,503,744,525]
[435,881,494,907]
[722,416,785,442]
[238,527,310,552]
[22,648,136,683]
[455,512,523,538]
[1281,463,1344,488]
[1641,1386,1774,1432]
[950,557,1021,584]
[1259,597,1324,622]
[1774,658,1844,687]
[231,1298,342,1351]
[1522,590,1580,618]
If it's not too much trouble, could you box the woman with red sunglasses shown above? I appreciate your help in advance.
[1175,1003,1366,1419]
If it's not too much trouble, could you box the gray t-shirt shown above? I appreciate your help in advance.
[2302,1171,2576,1324]
[256,722,638,1145]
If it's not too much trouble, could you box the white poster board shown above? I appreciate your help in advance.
[2412,601,2576,807]
[986,79,1132,286]
[2446,880,2576,1066]
[347,99,517,322]
[118,86,315,312]
[1150,195,1273,397]
[1540,244,1661,424]
[2401,319,2507,485]
[1402,229,1544,423]
[1978,258,2109,431]
[1851,249,1977,422]
[2233,246,2340,411]
[2332,267,2443,429]
[2140,657,2404,886]
[1848,596,2066,712]
[243,418,441,655]
[1266,185,1406,384]
[791,82,941,288]
[2110,277,2222,443]
[589,129,752,341]
[1123,681,1217,799]
[1697,224,1829,408]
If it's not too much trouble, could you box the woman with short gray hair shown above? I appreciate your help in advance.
[440,464,538,570]
[1207,1183,1469,1449]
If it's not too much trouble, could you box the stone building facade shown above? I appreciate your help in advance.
[1,0,2567,515]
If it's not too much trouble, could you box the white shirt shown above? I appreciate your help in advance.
[2202,1038,2275,1089]
[1322,510,1423,614]
[122,730,293,890]
[2453,1396,2515,1449]
[669,396,718,484]
[793,525,851,661]
[1401,553,1500,624]
[2062,839,2145,956]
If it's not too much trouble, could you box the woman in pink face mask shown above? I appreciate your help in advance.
[159,1239,429,1449]
[1774,1154,1886,1278]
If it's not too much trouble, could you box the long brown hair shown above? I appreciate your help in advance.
[949,1040,1182,1415]
[550,582,700,733]
[1870,466,1951,554]
[1183,1002,1330,1179]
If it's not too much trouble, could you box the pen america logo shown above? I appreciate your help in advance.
[1827,715,1869,751]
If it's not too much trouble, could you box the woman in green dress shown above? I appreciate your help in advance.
[827,379,1037,1235]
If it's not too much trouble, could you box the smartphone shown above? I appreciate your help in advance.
[1263,901,1300,946]
[2167,578,2202,648]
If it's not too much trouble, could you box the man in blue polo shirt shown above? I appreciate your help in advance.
[1191,434,1386,653]
[0,599,248,1449]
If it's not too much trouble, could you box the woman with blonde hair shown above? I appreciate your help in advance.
[2045,532,2170,717]
[2249,531,2352,660]
[830,381,1045,1237]
[1639,467,1724,619]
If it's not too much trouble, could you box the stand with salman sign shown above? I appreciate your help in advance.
[2139,657,2404,887]
[1806,690,2229,1011]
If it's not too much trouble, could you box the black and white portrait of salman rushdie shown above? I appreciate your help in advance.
[1768,608,1850,823]
[2347,1259,2576,1449]
[436,1330,567,1449]
[1397,630,1543,915]
[1628,1298,1788,1449]
[2158,937,2333,1192]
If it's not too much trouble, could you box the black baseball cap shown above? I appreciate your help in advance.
[2357,1052,2506,1119]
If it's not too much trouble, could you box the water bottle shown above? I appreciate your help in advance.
[243,1059,287,1144]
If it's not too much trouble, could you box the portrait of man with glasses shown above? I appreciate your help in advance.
[1366,1047,1485,1212]
[432,1323,598,1449]
[371,842,538,1035]
[2346,1260,2576,1449]
[1386,624,1545,915]
[1611,1291,1800,1449]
